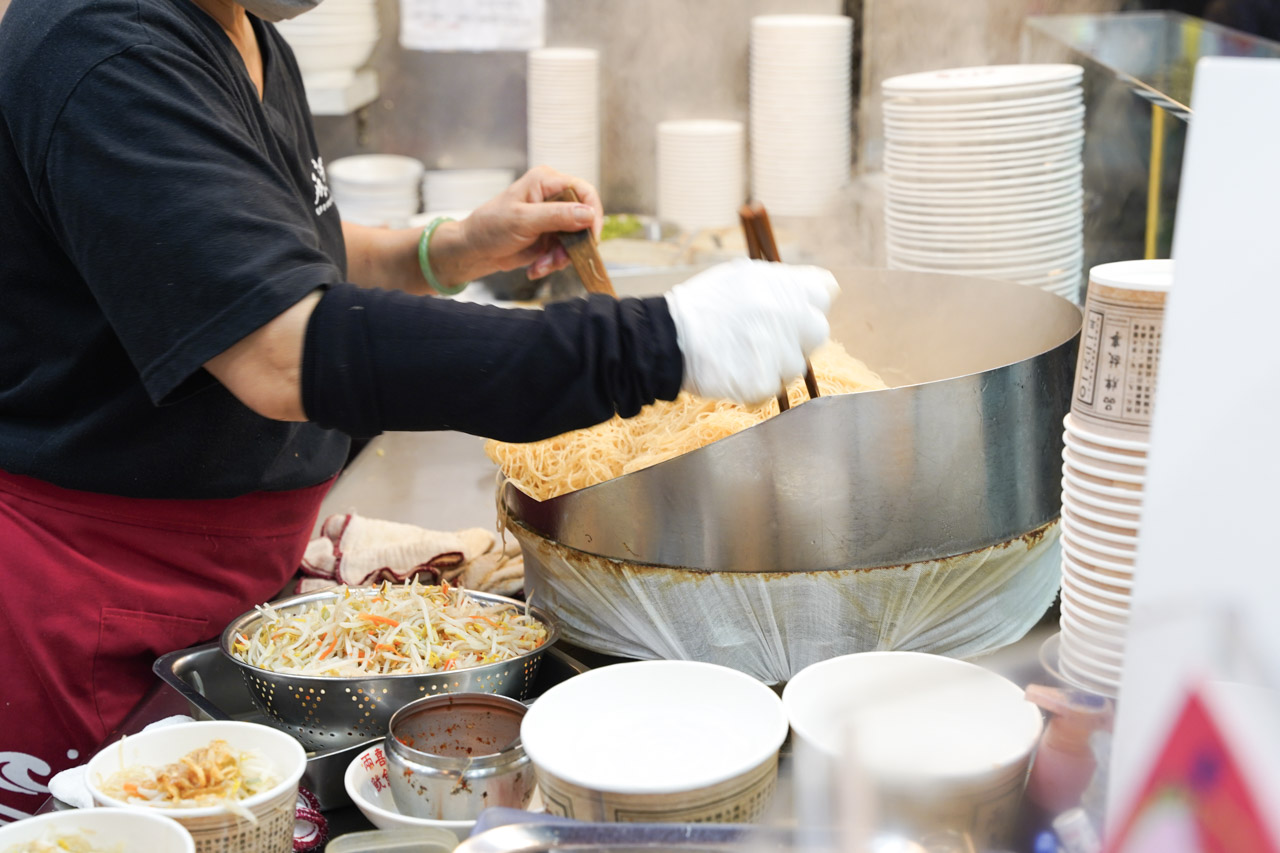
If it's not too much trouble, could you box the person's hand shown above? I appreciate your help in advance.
[458,165,604,280]
[664,259,839,405]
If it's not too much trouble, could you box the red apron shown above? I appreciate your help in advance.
[0,468,332,822]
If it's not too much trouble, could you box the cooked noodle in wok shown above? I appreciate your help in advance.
[487,340,888,501]
[231,579,548,676]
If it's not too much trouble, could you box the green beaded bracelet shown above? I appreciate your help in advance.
[418,216,468,296]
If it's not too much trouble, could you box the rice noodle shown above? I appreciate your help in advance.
[487,340,888,501]
[98,739,277,819]
[231,579,548,677]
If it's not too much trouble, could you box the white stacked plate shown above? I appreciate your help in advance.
[527,48,600,189]
[422,168,515,213]
[882,64,1085,303]
[1057,260,1173,698]
[275,0,380,83]
[749,15,853,216]
[329,154,424,227]
[656,120,744,231]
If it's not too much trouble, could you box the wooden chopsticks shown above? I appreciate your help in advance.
[549,187,616,297]
[738,201,820,412]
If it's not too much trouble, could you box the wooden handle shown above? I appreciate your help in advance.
[738,201,819,407]
[549,188,615,297]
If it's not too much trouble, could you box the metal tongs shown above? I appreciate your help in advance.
[738,201,820,412]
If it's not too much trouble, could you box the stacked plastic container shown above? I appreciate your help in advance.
[656,120,745,231]
[527,48,600,189]
[749,15,853,216]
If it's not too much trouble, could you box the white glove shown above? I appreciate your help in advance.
[664,258,839,405]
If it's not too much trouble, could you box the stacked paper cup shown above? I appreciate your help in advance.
[881,65,1085,302]
[1059,260,1173,698]
[527,48,600,189]
[656,120,745,231]
[749,15,853,216]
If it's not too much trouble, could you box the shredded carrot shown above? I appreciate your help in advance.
[358,613,400,627]
[318,635,339,660]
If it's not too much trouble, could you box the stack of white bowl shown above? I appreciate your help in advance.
[527,48,600,189]
[656,120,745,231]
[275,0,379,83]
[422,168,515,213]
[881,64,1085,303]
[328,154,424,228]
[749,15,853,216]
[1058,260,1172,698]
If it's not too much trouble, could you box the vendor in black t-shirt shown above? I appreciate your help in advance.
[0,0,838,818]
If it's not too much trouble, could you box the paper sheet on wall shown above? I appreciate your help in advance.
[399,0,545,52]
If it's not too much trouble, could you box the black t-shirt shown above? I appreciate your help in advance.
[0,0,353,498]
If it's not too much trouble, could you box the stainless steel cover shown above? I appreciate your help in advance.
[505,268,1082,572]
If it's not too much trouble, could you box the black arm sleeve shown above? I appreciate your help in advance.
[301,284,685,442]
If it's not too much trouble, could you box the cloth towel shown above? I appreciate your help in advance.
[298,513,525,596]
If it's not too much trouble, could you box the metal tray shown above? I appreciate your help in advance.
[153,642,590,810]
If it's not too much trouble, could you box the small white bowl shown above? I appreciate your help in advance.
[345,742,473,839]
[0,807,194,852]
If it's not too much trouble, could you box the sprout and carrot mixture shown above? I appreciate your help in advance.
[230,579,548,677]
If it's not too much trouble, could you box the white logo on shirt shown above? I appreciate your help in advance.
[0,751,51,799]
[311,156,335,216]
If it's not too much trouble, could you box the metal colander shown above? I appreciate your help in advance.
[219,588,558,751]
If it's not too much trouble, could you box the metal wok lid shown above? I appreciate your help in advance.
[504,267,1082,573]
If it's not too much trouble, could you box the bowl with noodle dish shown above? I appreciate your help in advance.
[84,720,305,853]
[221,579,556,750]
[0,807,194,853]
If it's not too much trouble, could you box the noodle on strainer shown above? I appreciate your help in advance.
[488,340,887,501]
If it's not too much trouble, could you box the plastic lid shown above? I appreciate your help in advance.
[1088,259,1173,292]
[326,828,459,853]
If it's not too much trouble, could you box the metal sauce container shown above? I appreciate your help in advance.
[385,693,533,820]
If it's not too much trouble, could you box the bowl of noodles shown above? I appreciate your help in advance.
[84,720,305,853]
[0,807,194,853]
[220,580,556,750]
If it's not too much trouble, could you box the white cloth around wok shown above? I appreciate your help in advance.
[299,512,525,596]
[511,519,1063,684]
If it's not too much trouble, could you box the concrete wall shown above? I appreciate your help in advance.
[312,0,844,213]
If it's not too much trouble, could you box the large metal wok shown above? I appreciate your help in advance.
[505,267,1081,573]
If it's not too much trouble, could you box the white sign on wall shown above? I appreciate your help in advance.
[399,0,545,52]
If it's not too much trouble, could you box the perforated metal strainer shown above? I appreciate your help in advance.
[219,588,558,751]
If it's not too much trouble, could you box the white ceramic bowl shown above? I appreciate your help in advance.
[0,807,195,852]
[344,742,472,839]
[520,660,788,823]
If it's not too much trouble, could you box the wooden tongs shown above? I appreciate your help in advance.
[738,201,820,412]
[549,187,616,296]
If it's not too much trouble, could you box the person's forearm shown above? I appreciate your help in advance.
[341,220,495,296]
